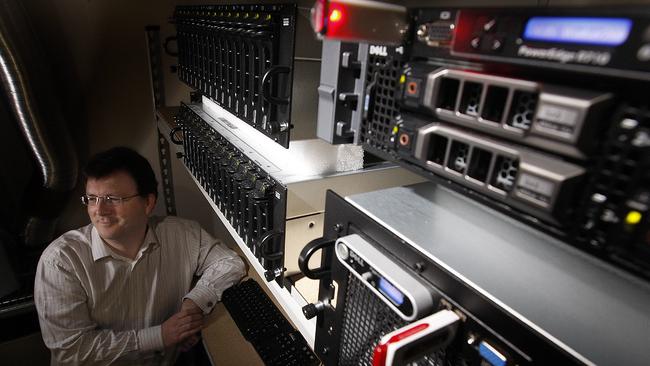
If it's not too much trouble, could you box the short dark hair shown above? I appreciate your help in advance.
[84,147,158,198]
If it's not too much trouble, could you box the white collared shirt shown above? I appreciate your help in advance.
[34,216,245,365]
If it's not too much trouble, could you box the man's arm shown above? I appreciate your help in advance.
[35,257,204,364]
[183,227,246,314]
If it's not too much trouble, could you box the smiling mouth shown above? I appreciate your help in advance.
[96,218,115,225]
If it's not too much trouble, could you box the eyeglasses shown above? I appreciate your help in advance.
[81,194,140,206]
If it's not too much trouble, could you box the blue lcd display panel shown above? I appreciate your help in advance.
[378,277,405,306]
[523,17,633,46]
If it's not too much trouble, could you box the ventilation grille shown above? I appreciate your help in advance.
[434,73,539,134]
[360,55,403,152]
[424,130,520,194]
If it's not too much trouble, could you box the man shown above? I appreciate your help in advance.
[34,147,246,365]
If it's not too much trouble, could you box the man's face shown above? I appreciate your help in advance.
[85,171,155,245]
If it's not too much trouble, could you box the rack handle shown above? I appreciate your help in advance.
[258,230,284,261]
[262,65,291,106]
[169,126,184,145]
[298,237,335,280]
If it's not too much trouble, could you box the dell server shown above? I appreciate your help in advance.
[319,6,650,279]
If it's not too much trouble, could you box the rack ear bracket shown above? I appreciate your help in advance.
[316,41,368,144]
[146,26,177,216]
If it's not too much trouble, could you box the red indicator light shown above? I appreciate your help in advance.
[329,8,343,23]
[310,0,408,45]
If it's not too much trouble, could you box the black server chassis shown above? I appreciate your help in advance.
[174,4,296,147]
[305,191,586,366]
[176,103,287,283]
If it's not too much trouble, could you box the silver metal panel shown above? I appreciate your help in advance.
[352,43,369,145]
[199,98,366,182]
[284,213,324,276]
[199,96,424,219]
[316,41,368,144]
[285,165,425,218]
[290,59,320,141]
[316,40,344,143]
[345,182,650,366]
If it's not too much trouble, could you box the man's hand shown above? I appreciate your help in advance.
[161,302,204,348]
[178,300,204,352]
[179,334,201,352]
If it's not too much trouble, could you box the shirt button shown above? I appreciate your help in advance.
[207,301,214,307]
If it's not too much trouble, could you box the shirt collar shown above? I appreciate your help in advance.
[141,226,159,253]
[91,224,160,262]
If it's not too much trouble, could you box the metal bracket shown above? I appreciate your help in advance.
[146,26,177,216]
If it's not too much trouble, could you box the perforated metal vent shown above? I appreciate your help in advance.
[338,275,460,366]
[360,55,403,152]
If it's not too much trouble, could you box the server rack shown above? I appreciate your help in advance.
[174,4,297,147]
[322,6,650,279]
[173,100,423,284]
[177,102,285,280]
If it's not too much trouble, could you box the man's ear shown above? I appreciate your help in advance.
[144,193,157,216]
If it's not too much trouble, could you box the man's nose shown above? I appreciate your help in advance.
[95,199,114,213]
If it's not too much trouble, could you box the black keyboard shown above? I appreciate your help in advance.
[222,279,320,366]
